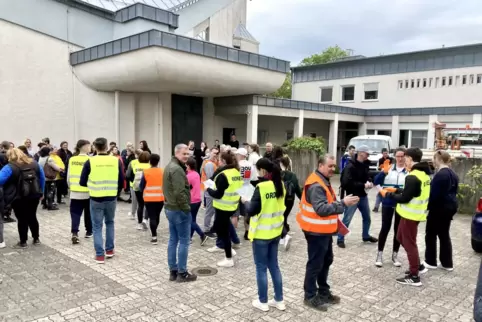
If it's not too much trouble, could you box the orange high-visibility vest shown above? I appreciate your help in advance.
[296,172,338,234]
[201,160,217,190]
[143,167,164,202]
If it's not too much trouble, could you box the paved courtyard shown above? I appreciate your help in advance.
[0,177,478,322]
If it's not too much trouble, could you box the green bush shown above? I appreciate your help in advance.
[456,164,482,214]
[284,136,326,156]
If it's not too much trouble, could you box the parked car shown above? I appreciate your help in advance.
[471,198,482,253]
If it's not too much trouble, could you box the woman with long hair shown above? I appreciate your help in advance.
[24,138,34,157]
[38,146,63,210]
[186,157,208,245]
[0,148,45,248]
[206,151,243,268]
[248,144,261,165]
[241,158,286,312]
[68,140,92,244]
[194,141,208,173]
[57,141,73,200]
[139,140,151,154]
[423,150,458,271]
[127,151,150,229]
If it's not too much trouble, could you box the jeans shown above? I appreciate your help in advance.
[90,199,117,256]
[190,202,204,239]
[166,209,192,273]
[252,237,283,303]
[145,202,164,237]
[377,207,401,252]
[425,210,455,268]
[304,234,333,300]
[374,193,382,209]
[337,195,371,242]
[397,218,420,276]
[70,198,92,235]
[203,195,215,231]
[12,198,40,243]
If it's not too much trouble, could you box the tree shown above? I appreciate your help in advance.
[270,46,350,99]
[299,45,349,66]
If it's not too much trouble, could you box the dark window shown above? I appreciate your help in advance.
[399,81,403,89]
[411,80,415,88]
[477,74,482,84]
[364,83,378,100]
[405,80,409,88]
[448,76,453,86]
[364,90,378,100]
[341,86,355,101]
[442,77,446,86]
[416,79,420,88]
[423,79,427,88]
[462,75,467,85]
[320,87,333,102]
[233,45,241,49]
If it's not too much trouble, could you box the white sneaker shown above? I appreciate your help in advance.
[439,266,454,272]
[0,242,5,249]
[252,299,269,312]
[136,223,143,230]
[375,252,383,268]
[128,211,133,219]
[268,299,286,311]
[279,238,285,245]
[232,243,241,249]
[217,257,234,267]
[392,252,402,267]
[207,246,224,253]
[142,219,149,230]
[423,261,437,270]
[284,235,292,251]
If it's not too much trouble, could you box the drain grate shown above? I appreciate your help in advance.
[192,266,218,277]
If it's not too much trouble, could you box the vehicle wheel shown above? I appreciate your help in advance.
[472,239,482,253]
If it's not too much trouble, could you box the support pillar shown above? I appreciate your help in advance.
[408,130,412,148]
[391,115,400,148]
[329,113,339,160]
[473,114,481,129]
[203,97,215,145]
[294,109,304,138]
[247,105,258,144]
[158,93,172,167]
[114,91,120,145]
[358,122,367,136]
[427,115,438,149]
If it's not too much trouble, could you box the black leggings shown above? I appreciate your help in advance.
[377,206,401,252]
[145,202,164,237]
[134,191,145,224]
[214,208,236,258]
[281,198,295,239]
[12,198,40,243]
[425,210,455,268]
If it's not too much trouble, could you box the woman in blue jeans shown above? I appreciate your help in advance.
[242,158,286,312]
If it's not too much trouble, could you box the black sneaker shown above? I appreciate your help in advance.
[200,235,209,246]
[304,296,328,311]
[337,241,346,248]
[48,206,59,211]
[372,207,379,213]
[363,236,378,243]
[72,234,80,245]
[176,271,197,283]
[244,231,249,241]
[396,274,422,287]
[4,217,16,223]
[318,292,341,304]
[169,270,178,281]
[205,232,216,239]
[58,201,66,205]
[405,264,427,275]
[14,242,28,249]
[33,239,41,245]
[85,232,93,239]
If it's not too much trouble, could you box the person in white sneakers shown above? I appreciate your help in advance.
[241,158,286,312]
[235,148,257,240]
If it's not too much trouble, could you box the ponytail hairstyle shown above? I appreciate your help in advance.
[74,139,90,156]
[220,150,239,170]
[256,158,283,199]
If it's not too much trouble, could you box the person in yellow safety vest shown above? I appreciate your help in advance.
[139,153,164,245]
[380,147,431,287]
[126,149,142,219]
[240,158,286,312]
[127,151,150,230]
[206,151,243,268]
[67,139,92,245]
[79,137,123,264]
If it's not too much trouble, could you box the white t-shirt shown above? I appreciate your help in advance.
[239,159,257,187]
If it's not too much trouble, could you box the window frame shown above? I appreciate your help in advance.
[340,85,356,102]
[363,82,379,101]
[320,86,334,103]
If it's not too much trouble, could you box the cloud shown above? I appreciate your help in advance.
[247,0,482,65]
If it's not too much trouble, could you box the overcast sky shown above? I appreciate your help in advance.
[246,0,482,65]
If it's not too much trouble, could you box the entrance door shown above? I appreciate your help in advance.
[223,128,235,145]
[171,94,203,150]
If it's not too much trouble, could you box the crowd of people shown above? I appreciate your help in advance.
[0,135,460,312]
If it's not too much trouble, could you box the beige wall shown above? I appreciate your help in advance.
[209,0,247,47]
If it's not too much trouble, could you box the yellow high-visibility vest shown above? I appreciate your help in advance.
[68,155,89,193]
[88,156,119,198]
[396,169,430,221]
[132,162,150,191]
[129,159,139,188]
[213,168,243,211]
[248,181,286,241]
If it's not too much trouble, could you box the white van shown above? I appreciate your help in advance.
[345,135,394,171]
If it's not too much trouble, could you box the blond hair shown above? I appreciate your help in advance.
[434,150,451,164]
[7,148,32,165]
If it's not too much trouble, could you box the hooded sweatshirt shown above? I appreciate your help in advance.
[341,154,370,198]
[387,162,432,206]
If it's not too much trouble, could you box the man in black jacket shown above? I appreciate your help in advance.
[337,145,378,248]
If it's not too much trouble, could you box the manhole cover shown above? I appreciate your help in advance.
[192,267,218,277]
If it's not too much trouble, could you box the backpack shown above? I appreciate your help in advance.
[43,157,57,180]
[12,163,42,198]
[282,171,295,200]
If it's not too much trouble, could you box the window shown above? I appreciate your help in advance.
[462,75,467,85]
[411,130,428,148]
[320,87,333,102]
[429,78,433,87]
[310,133,317,138]
[399,80,403,89]
[233,45,241,49]
[363,83,378,100]
[405,80,409,88]
[455,75,460,85]
[423,78,427,88]
[470,74,475,84]
[478,74,482,84]
[257,130,268,144]
[286,130,293,141]
[367,130,376,135]
[341,86,355,101]
[411,80,415,88]
[448,76,453,86]
[435,77,439,87]
[442,77,446,86]
[416,79,420,88]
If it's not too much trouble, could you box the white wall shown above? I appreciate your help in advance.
[293,66,482,109]
[209,0,247,47]
[213,114,247,143]
[303,119,330,141]
[0,19,115,146]
[258,116,296,145]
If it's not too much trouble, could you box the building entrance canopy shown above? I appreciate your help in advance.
[70,29,289,96]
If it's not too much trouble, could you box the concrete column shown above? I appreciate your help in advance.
[294,109,304,138]
[328,113,339,160]
[408,130,413,147]
[473,114,482,128]
[391,115,400,148]
[203,97,215,145]
[114,91,120,145]
[427,115,438,149]
[246,104,258,144]
[158,93,172,167]
[358,122,367,135]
